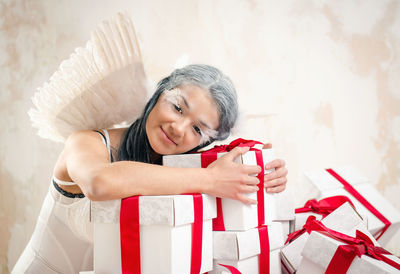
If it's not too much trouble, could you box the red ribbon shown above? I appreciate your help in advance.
[190,194,203,274]
[120,194,204,274]
[326,168,391,240]
[201,138,270,273]
[258,225,270,274]
[218,264,242,274]
[325,229,400,273]
[295,195,355,217]
[285,216,400,273]
[217,226,270,274]
[200,138,265,230]
[120,196,141,274]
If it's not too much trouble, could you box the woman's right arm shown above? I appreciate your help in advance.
[64,130,261,204]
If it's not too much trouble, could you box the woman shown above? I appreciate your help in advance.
[13,64,287,273]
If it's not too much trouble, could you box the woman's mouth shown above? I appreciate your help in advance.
[160,127,177,145]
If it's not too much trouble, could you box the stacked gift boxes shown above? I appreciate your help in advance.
[282,201,400,273]
[163,145,296,273]
[304,166,400,246]
[210,223,284,273]
[297,229,400,273]
[281,202,367,273]
[89,142,295,273]
[91,194,216,273]
[90,147,400,273]
[281,165,400,274]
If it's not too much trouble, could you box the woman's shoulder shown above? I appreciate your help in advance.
[63,128,127,152]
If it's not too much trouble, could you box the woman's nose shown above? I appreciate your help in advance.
[172,119,189,137]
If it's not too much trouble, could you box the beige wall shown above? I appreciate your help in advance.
[1,0,400,272]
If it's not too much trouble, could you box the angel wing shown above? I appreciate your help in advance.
[29,12,150,143]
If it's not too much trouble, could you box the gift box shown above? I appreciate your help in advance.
[305,166,400,245]
[294,196,359,232]
[209,222,284,274]
[280,202,366,273]
[294,212,323,231]
[163,146,295,231]
[91,194,216,274]
[297,229,400,273]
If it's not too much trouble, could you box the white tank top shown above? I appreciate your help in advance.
[51,129,113,242]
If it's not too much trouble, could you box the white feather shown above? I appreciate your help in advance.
[29,12,150,143]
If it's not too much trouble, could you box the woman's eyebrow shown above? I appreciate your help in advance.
[180,94,190,109]
[179,94,212,130]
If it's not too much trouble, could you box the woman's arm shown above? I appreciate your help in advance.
[65,130,261,203]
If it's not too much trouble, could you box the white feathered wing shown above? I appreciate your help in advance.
[29,13,150,143]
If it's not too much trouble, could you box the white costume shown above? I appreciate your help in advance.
[12,130,112,273]
[14,13,149,273]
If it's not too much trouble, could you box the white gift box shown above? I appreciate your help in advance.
[91,194,216,274]
[280,202,366,273]
[163,149,295,231]
[297,230,400,274]
[294,212,323,232]
[209,222,284,274]
[305,166,400,245]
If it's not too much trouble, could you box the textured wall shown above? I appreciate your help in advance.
[1,0,400,272]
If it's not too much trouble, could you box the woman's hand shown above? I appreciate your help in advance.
[263,143,288,193]
[206,146,261,205]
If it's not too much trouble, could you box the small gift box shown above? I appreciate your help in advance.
[91,194,216,274]
[305,166,400,245]
[294,195,357,231]
[163,140,295,231]
[209,222,285,274]
[281,202,366,273]
[297,229,400,273]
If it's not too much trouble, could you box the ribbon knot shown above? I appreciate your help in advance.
[202,138,263,154]
[295,196,355,217]
[285,215,400,273]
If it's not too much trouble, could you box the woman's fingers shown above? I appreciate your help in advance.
[265,158,286,170]
[265,176,287,188]
[262,143,272,149]
[237,193,258,205]
[240,184,259,193]
[223,146,250,161]
[265,184,286,193]
[242,164,262,176]
[265,165,288,182]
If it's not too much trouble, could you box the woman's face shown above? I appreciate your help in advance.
[146,84,220,155]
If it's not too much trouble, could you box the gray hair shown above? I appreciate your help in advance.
[118,64,238,162]
[156,64,238,141]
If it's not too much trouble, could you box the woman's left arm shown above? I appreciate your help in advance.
[263,143,288,193]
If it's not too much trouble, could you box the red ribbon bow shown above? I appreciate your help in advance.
[202,138,263,154]
[295,195,355,217]
[285,216,400,273]
[325,229,400,274]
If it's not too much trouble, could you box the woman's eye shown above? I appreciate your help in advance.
[193,126,202,136]
[174,104,182,114]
